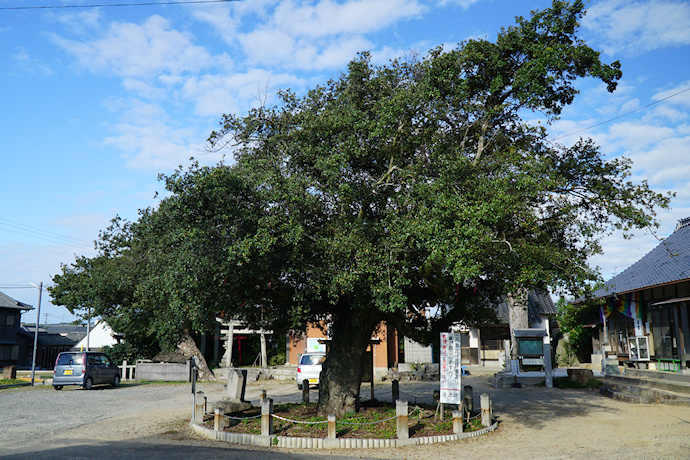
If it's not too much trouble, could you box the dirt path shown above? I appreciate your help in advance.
[2,376,688,459]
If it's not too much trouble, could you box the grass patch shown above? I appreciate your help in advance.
[0,378,29,386]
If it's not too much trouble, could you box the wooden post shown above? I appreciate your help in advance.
[302,380,310,404]
[327,414,336,439]
[392,380,399,401]
[194,391,205,422]
[481,393,492,427]
[122,360,127,381]
[214,408,228,431]
[396,400,409,439]
[261,397,273,436]
[260,389,267,404]
[464,385,474,414]
[225,322,234,368]
[452,407,463,434]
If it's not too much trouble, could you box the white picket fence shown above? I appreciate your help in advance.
[119,360,136,381]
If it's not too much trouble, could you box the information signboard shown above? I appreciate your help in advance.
[440,332,462,404]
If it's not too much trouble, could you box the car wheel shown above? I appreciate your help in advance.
[112,375,120,388]
[83,377,93,390]
[297,383,302,390]
[53,385,63,391]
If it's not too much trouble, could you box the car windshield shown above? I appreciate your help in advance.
[57,354,83,366]
[300,355,325,365]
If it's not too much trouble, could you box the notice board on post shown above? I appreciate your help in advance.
[440,332,462,404]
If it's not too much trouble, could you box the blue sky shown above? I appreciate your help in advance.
[1,0,689,324]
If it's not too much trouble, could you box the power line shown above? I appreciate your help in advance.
[549,86,690,142]
[0,217,93,250]
[0,0,241,10]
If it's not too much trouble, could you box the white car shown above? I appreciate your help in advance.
[296,353,326,390]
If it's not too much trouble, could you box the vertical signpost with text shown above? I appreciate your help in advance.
[440,332,462,405]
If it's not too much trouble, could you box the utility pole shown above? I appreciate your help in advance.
[30,281,43,386]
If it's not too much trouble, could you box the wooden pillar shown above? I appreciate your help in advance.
[225,322,234,368]
[214,408,228,430]
[302,380,310,404]
[260,329,267,368]
[261,397,273,436]
[194,391,205,422]
[463,385,474,414]
[327,414,336,439]
[452,407,463,434]
[396,400,409,439]
[481,393,492,427]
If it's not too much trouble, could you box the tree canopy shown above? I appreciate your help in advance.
[50,1,671,415]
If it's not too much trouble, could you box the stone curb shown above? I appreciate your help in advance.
[189,418,499,449]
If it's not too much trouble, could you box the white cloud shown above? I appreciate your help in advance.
[628,135,690,185]
[11,48,53,76]
[269,0,424,38]
[179,69,303,117]
[101,99,202,171]
[438,0,483,7]
[235,0,423,70]
[654,81,690,107]
[583,0,690,56]
[52,15,217,78]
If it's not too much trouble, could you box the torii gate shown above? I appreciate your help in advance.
[216,317,273,368]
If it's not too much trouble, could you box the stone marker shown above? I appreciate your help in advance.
[213,369,252,415]
[567,368,594,386]
[224,369,247,401]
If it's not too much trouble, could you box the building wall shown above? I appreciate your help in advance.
[596,280,690,370]
[0,308,22,367]
[287,321,398,380]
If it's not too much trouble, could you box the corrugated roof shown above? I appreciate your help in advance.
[593,218,690,298]
[0,291,32,310]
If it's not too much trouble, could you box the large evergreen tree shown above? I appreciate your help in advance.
[50,1,670,415]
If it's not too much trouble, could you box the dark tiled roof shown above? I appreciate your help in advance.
[20,326,83,347]
[494,290,557,324]
[594,218,690,297]
[0,291,32,310]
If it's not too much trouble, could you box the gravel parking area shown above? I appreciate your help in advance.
[1,375,688,459]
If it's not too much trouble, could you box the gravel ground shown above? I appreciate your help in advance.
[1,374,688,459]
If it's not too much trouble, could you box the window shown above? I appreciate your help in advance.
[0,345,19,361]
[5,314,15,326]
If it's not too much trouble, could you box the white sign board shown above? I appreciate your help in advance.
[306,337,326,353]
[440,332,462,404]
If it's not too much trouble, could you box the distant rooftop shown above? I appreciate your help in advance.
[593,216,690,298]
[0,291,32,310]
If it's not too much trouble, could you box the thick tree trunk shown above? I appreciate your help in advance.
[178,331,217,381]
[507,288,529,359]
[316,311,378,417]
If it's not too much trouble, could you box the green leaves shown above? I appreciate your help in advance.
[50,0,669,373]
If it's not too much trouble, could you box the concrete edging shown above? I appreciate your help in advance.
[189,418,499,449]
